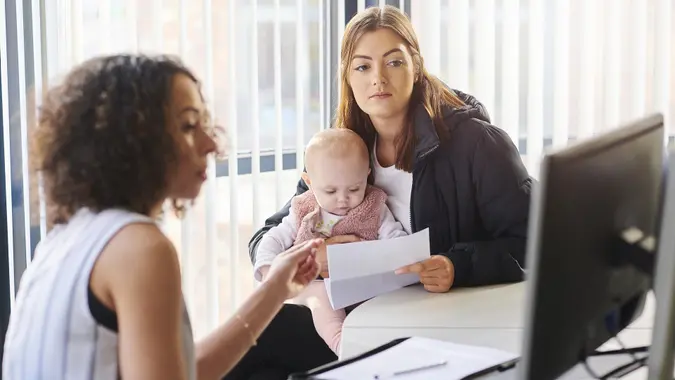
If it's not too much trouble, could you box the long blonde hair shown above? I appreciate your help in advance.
[335,5,465,172]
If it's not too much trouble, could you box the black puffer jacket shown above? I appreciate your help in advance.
[249,90,533,287]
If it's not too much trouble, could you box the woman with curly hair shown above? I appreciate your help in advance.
[2,55,324,380]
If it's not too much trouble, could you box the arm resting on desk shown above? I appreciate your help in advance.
[442,125,531,287]
[443,237,526,287]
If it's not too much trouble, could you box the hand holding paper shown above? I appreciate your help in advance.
[395,254,456,293]
[324,228,430,309]
[316,234,362,278]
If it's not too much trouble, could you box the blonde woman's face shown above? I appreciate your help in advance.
[348,28,416,121]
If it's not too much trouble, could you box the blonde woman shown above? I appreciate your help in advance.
[246,5,532,376]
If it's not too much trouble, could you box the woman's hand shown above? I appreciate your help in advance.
[395,255,455,293]
[315,235,362,278]
[266,239,323,299]
[196,239,323,379]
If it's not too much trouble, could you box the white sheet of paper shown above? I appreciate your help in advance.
[318,336,519,380]
[324,228,430,309]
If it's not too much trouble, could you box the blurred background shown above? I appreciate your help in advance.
[1,0,673,340]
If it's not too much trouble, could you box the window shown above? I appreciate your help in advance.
[2,0,673,340]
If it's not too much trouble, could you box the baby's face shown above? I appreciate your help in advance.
[306,154,370,216]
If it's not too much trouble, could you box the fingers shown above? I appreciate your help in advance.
[395,262,424,275]
[314,241,327,261]
[308,262,321,282]
[419,256,454,293]
[317,259,330,278]
[419,273,442,281]
[302,238,324,252]
[420,275,453,291]
[293,251,321,286]
[420,258,444,271]
[289,238,323,253]
[395,256,454,292]
[319,265,329,278]
[283,239,322,262]
[298,261,320,284]
[421,266,449,278]
[326,235,361,245]
[396,256,448,274]
[423,283,450,293]
[297,255,314,274]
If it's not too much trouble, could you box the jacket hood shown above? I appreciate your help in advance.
[413,87,491,162]
[445,89,491,125]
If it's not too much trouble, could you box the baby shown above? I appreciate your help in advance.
[253,128,407,354]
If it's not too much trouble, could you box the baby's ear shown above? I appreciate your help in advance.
[301,172,312,188]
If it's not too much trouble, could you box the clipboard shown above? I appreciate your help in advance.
[287,337,520,380]
[287,338,410,379]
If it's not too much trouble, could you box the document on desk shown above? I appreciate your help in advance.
[318,337,519,379]
[324,228,430,310]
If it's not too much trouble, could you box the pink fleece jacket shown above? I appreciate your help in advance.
[289,185,388,354]
[291,185,388,246]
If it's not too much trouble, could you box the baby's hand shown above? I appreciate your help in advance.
[318,235,362,278]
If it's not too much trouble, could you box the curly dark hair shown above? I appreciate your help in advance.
[34,54,201,225]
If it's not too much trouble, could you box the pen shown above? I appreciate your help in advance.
[373,360,448,379]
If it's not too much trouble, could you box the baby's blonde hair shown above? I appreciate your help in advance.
[304,129,369,173]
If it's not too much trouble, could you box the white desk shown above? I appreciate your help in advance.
[341,282,655,379]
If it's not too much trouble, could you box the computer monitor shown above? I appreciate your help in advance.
[519,114,665,380]
[647,149,675,379]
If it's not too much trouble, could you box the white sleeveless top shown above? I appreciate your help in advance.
[2,208,196,380]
